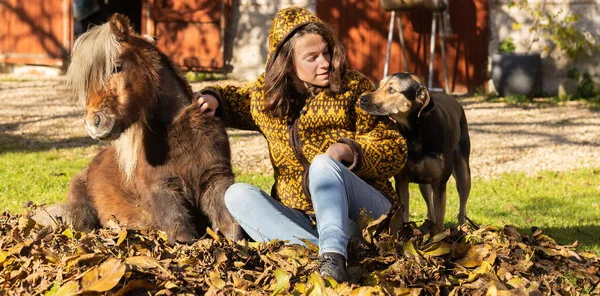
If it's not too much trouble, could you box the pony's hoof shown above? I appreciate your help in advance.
[167,227,198,245]
[175,234,197,244]
[221,225,244,241]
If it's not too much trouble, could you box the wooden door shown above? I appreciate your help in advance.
[0,0,72,67]
[142,0,228,71]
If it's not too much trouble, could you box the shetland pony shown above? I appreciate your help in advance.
[65,14,242,243]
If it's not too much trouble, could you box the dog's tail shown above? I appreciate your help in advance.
[458,111,471,161]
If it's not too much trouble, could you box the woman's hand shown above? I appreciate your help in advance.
[194,92,219,117]
[326,143,354,164]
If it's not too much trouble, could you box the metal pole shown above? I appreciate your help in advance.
[383,11,396,78]
[427,12,437,89]
[396,12,409,72]
[438,13,450,93]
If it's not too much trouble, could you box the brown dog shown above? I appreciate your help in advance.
[360,72,471,232]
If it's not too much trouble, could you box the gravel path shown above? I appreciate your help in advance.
[1,74,599,179]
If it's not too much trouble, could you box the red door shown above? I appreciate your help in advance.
[142,0,228,71]
[0,0,72,67]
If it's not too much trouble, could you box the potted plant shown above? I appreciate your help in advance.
[491,37,542,98]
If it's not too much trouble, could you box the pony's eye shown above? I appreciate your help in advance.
[114,63,123,73]
[387,87,396,94]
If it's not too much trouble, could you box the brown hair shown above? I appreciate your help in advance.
[264,22,347,118]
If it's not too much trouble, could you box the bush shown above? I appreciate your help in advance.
[507,0,600,60]
[498,37,516,53]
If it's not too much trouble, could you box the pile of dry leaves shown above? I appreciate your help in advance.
[0,207,598,295]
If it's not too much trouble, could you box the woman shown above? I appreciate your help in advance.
[195,6,407,282]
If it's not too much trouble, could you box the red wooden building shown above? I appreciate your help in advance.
[0,0,488,93]
[319,0,489,93]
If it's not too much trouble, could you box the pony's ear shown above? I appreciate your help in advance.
[142,34,156,43]
[109,13,131,42]
[416,85,431,118]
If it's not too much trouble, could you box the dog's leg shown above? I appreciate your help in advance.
[432,182,448,233]
[452,150,471,226]
[418,184,435,222]
[394,175,410,223]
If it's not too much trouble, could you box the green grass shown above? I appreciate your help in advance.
[0,147,93,211]
[234,170,274,191]
[1,147,598,253]
[419,169,600,253]
[0,76,31,82]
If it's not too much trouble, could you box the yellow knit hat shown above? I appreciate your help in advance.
[265,6,324,71]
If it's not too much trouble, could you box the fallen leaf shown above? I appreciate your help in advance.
[80,258,127,292]
[125,255,173,277]
[207,271,225,289]
[206,227,220,241]
[113,279,155,296]
[54,280,80,296]
[116,228,128,246]
[271,268,290,295]
[457,244,496,268]
[213,249,228,268]
[421,242,451,257]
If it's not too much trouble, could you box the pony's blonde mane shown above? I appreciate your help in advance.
[67,23,142,181]
[66,23,120,104]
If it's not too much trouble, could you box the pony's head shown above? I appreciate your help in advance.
[67,14,163,141]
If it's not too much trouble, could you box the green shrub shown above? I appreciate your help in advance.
[566,67,598,100]
[498,37,516,53]
[505,94,531,103]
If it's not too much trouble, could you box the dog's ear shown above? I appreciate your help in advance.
[416,85,431,118]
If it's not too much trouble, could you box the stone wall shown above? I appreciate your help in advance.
[488,0,599,96]
[225,0,315,81]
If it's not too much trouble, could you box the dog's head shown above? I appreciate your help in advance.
[360,72,432,123]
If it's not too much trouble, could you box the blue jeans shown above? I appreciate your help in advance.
[224,154,391,259]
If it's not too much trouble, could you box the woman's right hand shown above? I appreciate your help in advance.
[194,92,219,117]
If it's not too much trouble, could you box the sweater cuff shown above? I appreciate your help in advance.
[200,87,224,118]
[337,138,363,172]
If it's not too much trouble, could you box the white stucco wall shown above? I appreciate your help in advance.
[226,0,316,81]
[489,0,600,95]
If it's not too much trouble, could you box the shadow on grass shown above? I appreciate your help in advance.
[442,221,600,252]
[0,132,100,154]
[517,225,600,251]
[0,113,80,132]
